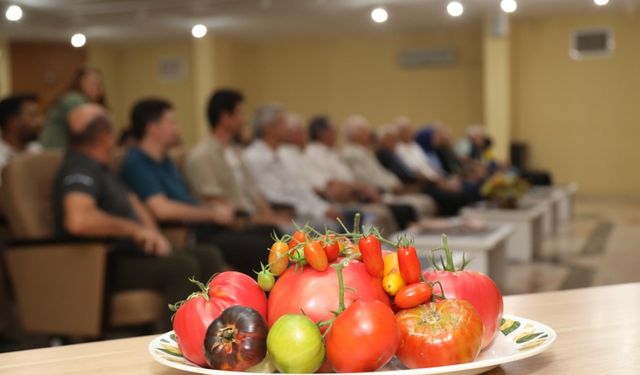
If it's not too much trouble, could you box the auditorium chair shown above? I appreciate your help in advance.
[0,151,163,338]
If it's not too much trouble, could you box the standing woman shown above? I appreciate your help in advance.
[40,66,106,149]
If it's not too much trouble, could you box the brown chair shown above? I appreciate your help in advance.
[0,151,163,338]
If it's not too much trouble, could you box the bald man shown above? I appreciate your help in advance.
[52,104,225,330]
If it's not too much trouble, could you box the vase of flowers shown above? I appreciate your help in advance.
[480,172,529,209]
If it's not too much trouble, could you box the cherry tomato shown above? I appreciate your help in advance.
[204,306,267,371]
[394,282,432,309]
[383,253,401,275]
[382,271,405,296]
[396,300,484,368]
[268,241,289,276]
[288,230,307,249]
[398,245,422,284]
[257,269,275,292]
[304,241,328,271]
[358,235,385,278]
[326,300,400,372]
[323,235,340,262]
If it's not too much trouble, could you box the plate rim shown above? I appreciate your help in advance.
[148,313,556,375]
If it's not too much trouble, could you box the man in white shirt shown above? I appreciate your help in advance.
[341,115,435,217]
[244,105,341,226]
[0,94,44,185]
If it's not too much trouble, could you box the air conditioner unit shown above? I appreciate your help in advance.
[570,28,614,60]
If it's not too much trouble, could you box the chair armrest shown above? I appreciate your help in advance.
[4,236,118,247]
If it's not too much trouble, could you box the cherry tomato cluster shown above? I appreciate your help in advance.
[168,215,504,373]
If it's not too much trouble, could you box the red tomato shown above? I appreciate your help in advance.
[398,245,422,284]
[394,282,432,309]
[207,271,269,322]
[424,270,503,349]
[267,259,390,329]
[288,230,307,249]
[326,300,400,372]
[304,241,329,271]
[172,294,219,367]
[358,235,385,278]
[323,235,340,262]
[396,300,484,368]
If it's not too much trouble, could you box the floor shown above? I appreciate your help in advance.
[502,196,640,295]
[1,195,639,352]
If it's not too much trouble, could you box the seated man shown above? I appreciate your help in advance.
[377,124,469,217]
[184,89,287,227]
[53,104,223,330]
[243,105,341,228]
[120,98,272,275]
[341,115,435,218]
[0,94,44,185]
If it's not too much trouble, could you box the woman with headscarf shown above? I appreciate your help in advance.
[40,66,106,149]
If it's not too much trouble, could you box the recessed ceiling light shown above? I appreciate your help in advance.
[371,8,388,23]
[70,33,86,48]
[5,5,23,22]
[192,24,207,38]
[594,0,609,5]
[447,1,464,17]
[501,0,518,13]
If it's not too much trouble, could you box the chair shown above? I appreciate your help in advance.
[0,151,163,338]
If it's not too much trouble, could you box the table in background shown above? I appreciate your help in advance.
[2,283,638,374]
[461,203,546,262]
[394,224,513,288]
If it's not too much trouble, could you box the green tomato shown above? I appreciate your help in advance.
[257,269,275,292]
[267,314,325,373]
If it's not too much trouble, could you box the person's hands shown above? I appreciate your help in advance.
[210,202,236,226]
[134,228,172,256]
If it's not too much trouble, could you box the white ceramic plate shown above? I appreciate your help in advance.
[149,314,556,375]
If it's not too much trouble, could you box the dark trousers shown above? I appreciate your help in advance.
[107,244,226,331]
[195,225,276,276]
[421,185,470,217]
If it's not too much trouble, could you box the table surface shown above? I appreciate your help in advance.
[1,283,639,375]
[462,202,547,221]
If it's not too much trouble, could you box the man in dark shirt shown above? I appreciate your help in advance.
[120,99,273,275]
[53,104,224,330]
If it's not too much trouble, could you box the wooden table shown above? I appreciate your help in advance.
[395,224,513,288]
[462,203,546,262]
[1,283,639,374]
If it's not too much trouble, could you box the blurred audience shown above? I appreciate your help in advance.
[184,89,287,228]
[0,94,44,184]
[53,103,224,329]
[243,104,341,228]
[341,115,435,217]
[119,98,273,275]
[41,66,107,149]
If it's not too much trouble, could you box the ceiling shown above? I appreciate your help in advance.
[0,0,637,42]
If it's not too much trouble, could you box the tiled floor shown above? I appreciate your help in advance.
[502,196,640,295]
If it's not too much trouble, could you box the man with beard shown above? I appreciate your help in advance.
[0,94,44,184]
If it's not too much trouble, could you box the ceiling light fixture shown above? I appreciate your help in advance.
[191,24,207,38]
[371,7,388,23]
[594,0,609,6]
[501,0,517,13]
[447,1,464,17]
[70,33,86,48]
[5,5,23,21]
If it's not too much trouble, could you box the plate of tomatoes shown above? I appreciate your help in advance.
[149,216,556,375]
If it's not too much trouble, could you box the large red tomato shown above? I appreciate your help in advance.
[207,271,268,321]
[267,259,390,328]
[172,294,219,367]
[173,272,268,367]
[396,300,484,368]
[424,270,502,349]
[326,300,400,372]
